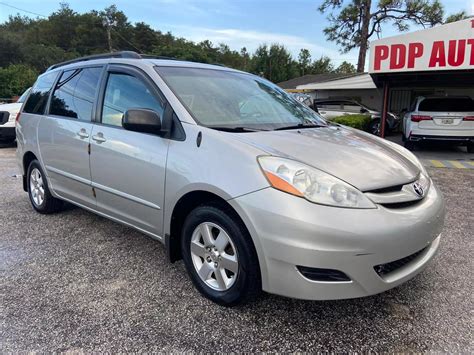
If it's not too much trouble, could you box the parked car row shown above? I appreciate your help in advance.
[291,94,474,152]
[16,51,445,306]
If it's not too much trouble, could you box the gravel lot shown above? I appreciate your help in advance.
[1,144,473,352]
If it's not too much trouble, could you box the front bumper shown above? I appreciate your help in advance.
[229,181,445,300]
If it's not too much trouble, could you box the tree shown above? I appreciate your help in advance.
[335,61,356,74]
[310,56,334,74]
[318,0,458,72]
[298,49,311,75]
[445,10,467,23]
[0,64,38,98]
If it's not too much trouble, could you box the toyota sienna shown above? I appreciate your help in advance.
[16,52,445,306]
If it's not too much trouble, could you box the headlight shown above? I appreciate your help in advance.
[258,156,376,209]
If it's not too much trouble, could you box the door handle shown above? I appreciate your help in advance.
[77,129,89,139]
[92,133,107,143]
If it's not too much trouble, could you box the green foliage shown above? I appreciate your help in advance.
[310,56,334,74]
[0,3,352,97]
[445,10,467,23]
[334,61,356,74]
[298,49,311,76]
[0,64,38,98]
[331,114,371,131]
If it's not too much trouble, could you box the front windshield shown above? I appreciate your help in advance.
[17,88,31,103]
[156,66,326,130]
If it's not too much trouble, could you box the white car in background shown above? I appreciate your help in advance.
[314,99,400,135]
[0,88,31,143]
[403,96,474,153]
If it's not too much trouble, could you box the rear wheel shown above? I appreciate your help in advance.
[181,203,261,306]
[27,160,64,214]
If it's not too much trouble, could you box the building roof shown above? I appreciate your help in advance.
[277,73,358,90]
[297,73,376,90]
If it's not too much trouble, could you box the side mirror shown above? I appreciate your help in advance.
[360,108,368,114]
[122,109,162,134]
[0,111,10,125]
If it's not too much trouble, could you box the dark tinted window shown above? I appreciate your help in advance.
[419,98,474,112]
[50,67,102,121]
[102,73,164,127]
[23,71,59,114]
[315,101,342,110]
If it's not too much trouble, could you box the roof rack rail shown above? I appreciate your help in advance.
[140,54,179,61]
[46,51,142,71]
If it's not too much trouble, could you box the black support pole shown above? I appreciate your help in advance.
[380,81,389,138]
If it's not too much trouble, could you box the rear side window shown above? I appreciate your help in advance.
[23,71,59,114]
[102,73,164,127]
[316,101,342,110]
[418,98,474,112]
[49,67,102,121]
[342,102,362,113]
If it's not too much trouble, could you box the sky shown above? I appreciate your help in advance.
[0,0,473,65]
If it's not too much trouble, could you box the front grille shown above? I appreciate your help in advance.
[380,200,422,209]
[367,184,404,194]
[297,266,351,282]
[374,247,428,277]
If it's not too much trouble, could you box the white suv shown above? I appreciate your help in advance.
[402,96,474,152]
[0,88,31,143]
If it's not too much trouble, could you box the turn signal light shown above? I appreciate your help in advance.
[411,115,432,122]
[464,116,474,121]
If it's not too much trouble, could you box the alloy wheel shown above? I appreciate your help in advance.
[190,222,239,291]
[30,168,45,206]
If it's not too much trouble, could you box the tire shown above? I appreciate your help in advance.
[181,203,261,306]
[368,119,381,136]
[467,144,473,154]
[27,160,64,214]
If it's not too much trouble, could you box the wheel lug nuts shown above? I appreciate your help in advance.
[214,262,218,267]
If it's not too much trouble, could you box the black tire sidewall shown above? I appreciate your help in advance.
[181,204,259,306]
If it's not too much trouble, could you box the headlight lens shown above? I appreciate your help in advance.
[258,156,376,209]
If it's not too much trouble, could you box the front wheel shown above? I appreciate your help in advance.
[368,119,381,136]
[181,204,261,306]
[27,160,64,214]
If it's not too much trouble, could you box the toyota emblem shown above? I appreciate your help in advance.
[413,182,424,197]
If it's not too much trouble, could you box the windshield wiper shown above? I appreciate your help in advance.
[274,123,326,131]
[210,126,267,132]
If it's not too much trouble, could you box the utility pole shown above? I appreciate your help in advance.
[102,16,117,52]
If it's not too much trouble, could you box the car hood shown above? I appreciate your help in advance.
[231,126,419,191]
[0,102,21,114]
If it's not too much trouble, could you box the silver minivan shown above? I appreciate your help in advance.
[16,52,445,306]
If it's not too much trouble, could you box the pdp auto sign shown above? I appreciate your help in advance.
[369,18,474,73]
